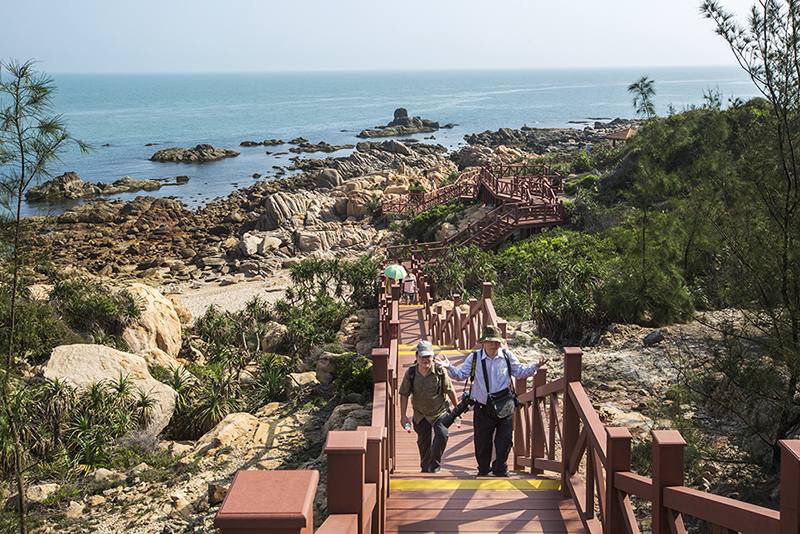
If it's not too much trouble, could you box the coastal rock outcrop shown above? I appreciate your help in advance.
[150,144,240,163]
[36,139,450,285]
[357,108,441,138]
[25,172,165,201]
[464,118,640,154]
[288,140,354,154]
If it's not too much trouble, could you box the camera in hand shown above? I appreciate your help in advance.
[439,392,475,428]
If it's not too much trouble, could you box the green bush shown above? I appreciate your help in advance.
[49,280,140,347]
[0,294,81,364]
[250,353,291,409]
[402,201,464,243]
[331,353,373,398]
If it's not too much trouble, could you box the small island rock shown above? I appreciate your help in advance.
[150,144,240,163]
[26,171,164,201]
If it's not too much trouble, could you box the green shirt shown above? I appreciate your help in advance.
[398,363,455,424]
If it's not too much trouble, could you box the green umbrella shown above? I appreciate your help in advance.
[384,264,408,280]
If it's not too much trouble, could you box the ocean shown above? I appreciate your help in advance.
[19,66,758,218]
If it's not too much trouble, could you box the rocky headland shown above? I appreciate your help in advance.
[35,139,471,288]
[464,117,640,154]
[29,119,645,289]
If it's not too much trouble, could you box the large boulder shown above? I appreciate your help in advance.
[316,168,342,190]
[122,284,182,358]
[253,190,324,231]
[321,404,372,436]
[42,344,177,439]
[194,413,263,455]
[25,171,94,200]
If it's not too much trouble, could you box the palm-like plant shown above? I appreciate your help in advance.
[628,76,656,119]
[134,387,158,430]
[190,373,242,435]
[106,373,135,410]
[250,353,288,409]
[38,377,75,450]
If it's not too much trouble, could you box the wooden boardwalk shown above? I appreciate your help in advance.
[388,305,586,534]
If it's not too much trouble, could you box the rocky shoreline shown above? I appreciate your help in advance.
[30,118,636,294]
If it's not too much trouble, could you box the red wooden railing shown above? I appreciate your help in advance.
[510,345,799,534]
[384,163,564,261]
[215,278,800,534]
[381,168,480,214]
[381,162,562,217]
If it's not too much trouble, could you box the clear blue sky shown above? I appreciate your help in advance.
[2,0,757,73]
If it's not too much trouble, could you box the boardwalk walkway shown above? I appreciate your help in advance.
[387,304,586,534]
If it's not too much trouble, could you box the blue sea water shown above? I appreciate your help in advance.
[21,66,759,218]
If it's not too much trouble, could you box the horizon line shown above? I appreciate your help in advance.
[47,64,745,76]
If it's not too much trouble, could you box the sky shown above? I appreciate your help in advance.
[2,0,759,73]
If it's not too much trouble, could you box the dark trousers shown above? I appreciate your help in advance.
[473,403,513,474]
[414,416,449,472]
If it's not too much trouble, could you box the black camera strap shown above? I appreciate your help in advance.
[463,350,478,397]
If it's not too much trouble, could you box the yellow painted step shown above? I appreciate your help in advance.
[390,478,561,492]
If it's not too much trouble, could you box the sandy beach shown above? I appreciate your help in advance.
[166,271,291,319]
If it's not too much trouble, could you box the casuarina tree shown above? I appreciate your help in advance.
[697,0,800,465]
[0,58,89,534]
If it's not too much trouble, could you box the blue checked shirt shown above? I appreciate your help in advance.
[446,348,540,405]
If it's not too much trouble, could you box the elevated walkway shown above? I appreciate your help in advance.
[216,282,800,534]
[388,314,586,533]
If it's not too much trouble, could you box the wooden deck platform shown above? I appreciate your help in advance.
[389,307,587,533]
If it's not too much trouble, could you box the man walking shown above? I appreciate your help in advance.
[399,340,458,473]
[402,272,417,305]
[437,325,548,477]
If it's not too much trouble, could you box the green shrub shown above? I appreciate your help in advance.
[250,353,291,408]
[48,280,140,347]
[0,374,153,480]
[402,201,464,243]
[331,353,373,397]
[0,294,81,364]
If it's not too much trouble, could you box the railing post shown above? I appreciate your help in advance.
[453,305,462,350]
[562,347,583,498]
[326,430,369,534]
[512,367,534,472]
[372,348,389,384]
[358,426,386,534]
[651,430,686,534]
[468,298,479,348]
[780,440,800,534]
[605,427,633,534]
[214,470,318,534]
[389,285,400,342]
[482,282,492,300]
[529,367,547,475]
